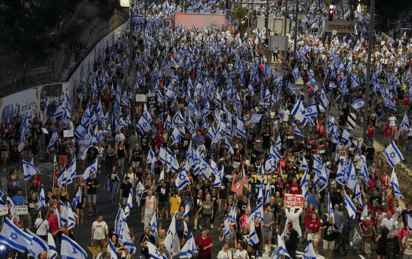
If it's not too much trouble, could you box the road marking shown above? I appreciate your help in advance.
[359,255,366,259]
[87,246,100,254]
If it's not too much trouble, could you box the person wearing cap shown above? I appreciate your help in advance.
[361,217,374,259]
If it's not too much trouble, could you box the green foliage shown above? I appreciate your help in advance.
[232,6,249,22]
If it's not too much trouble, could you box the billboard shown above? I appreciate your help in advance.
[323,20,355,34]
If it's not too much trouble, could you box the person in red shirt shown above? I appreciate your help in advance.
[194,230,213,259]
[288,178,301,194]
[366,123,375,142]
[29,174,41,193]
[51,165,61,197]
[304,212,321,252]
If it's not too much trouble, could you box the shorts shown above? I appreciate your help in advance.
[93,239,105,248]
[122,197,128,205]
[307,232,320,242]
[264,229,272,238]
[1,151,8,159]
[132,161,140,168]
[158,201,170,211]
[364,243,372,254]
[88,194,97,203]
[323,240,335,250]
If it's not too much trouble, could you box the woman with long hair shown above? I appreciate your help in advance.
[104,166,121,203]
[74,177,87,225]
[304,212,321,253]
[115,141,127,175]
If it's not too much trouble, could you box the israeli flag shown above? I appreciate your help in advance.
[23,158,39,181]
[294,125,304,137]
[350,73,361,87]
[248,223,260,246]
[292,66,300,81]
[148,210,159,239]
[383,141,404,167]
[27,229,47,258]
[0,218,32,253]
[72,187,82,210]
[401,113,410,132]
[48,233,58,259]
[82,158,97,182]
[273,234,292,259]
[60,234,87,259]
[66,157,76,185]
[124,189,133,217]
[137,114,152,133]
[328,193,334,217]
[195,154,210,180]
[301,165,309,199]
[247,203,263,225]
[341,128,350,142]
[319,85,329,110]
[107,240,119,259]
[351,98,365,111]
[180,233,195,259]
[135,179,146,208]
[147,241,167,259]
[291,98,307,125]
[164,214,180,256]
[336,160,348,186]
[305,103,318,118]
[47,130,58,150]
[236,116,247,138]
[303,240,317,259]
[344,191,357,219]
[390,169,404,199]
[224,137,234,156]
[360,159,370,186]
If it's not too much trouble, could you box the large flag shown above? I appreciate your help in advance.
[291,98,307,125]
[26,229,47,258]
[248,223,260,246]
[176,166,191,190]
[47,130,58,150]
[124,189,133,217]
[247,203,263,224]
[0,218,32,253]
[72,187,82,210]
[180,233,196,258]
[147,241,168,259]
[107,240,119,259]
[344,191,357,219]
[38,185,46,211]
[272,234,292,259]
[82,158,98,181]
[60,234,87,259]
[48,233,58,259]
[351,98,365,111]
[23,158,39,181]
[383,141,404,167]
[303,240,317,259]
[390,169,404,199]
[135,179,146,208]
[164,214,180,256]
[148,209,159,239]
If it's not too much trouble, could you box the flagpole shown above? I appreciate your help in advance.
[363,0,375,141]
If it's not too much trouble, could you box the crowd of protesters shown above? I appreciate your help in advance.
[1,0,412,259]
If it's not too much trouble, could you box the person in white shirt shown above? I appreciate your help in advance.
[233,241,248,259]
[34,210,49,241]
[91,215,109,259]
[217,243,233,259]
[285,206,303,237]
[115,130,125,144]
[381,211,395,235]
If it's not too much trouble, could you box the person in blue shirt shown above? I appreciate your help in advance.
[12,189,25,205]
[193,130,204,149]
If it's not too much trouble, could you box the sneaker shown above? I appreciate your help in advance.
[193,227,197,230]
[211,224,214,229]
[88,212,93,216]
[199,226,203,229]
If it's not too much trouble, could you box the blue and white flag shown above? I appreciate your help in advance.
[26,229,47,258]
[47,130,58,150]
[301,159,309,199]
[350,73,360,87]
[291,98,307,125]
[180,233,195,259]
[351,98,365,111]
[292,66,300,81]
[164,214,180,256]
[236,116,247,138]
[124,189,133,217]
[107,240,119,259]
[176,166,191,190]
[0,218,32,253]
[360,159,370,186]
[328,193,334,217]
[72,186,82,210]
[135,179,146,208]
[248,223,260,246]
[346,161,357,190]
[247,203,263,224]
[401,113,411,132]
[272,234,292,259]
[148,209,159,239]
[383,141,404,167]
[294,125,304,137]
[319,85,329,110]
[82,158,98,181]
[60,234,87,259]
[344,191,357,219]
[390,169,404,199]
[224,137,234,156]
[23,158,39,181]
[147,241,167,259]
[341,128,350,142]
[38,185,46,211]
[48,233,58,259]
[305,103,318,118]
[65,157,76,185]
[336,160,348,186]
[195,153,210,180]
[303,240,317,259]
